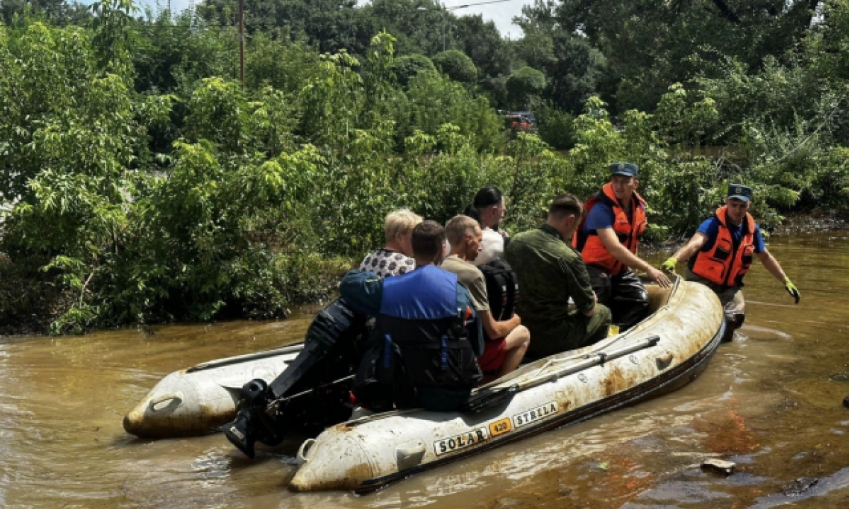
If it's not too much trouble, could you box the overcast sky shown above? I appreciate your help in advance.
[434,0,532,38]
[123,0,534,38]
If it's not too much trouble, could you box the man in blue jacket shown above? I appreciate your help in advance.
[340,220,484,412]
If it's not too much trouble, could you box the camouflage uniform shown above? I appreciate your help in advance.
[505,224,611,357]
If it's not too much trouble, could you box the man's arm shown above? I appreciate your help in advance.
[338,270,383,316]
[581,292,598,318]
[559,257,597,317]
[479,311,520,339]
[586,291,598,317]
[597,228,671,288]
[663,232,709,272]
[671,232,709,262]
[755,249,788,282]
[755,249,801,303]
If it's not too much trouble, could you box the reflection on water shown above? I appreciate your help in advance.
[2,232,849,508]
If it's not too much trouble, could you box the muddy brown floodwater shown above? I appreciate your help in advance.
[2,231,849,509]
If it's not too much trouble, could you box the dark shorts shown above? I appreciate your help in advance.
[478,337,507,374]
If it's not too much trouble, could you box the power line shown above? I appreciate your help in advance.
[444,0,516,10]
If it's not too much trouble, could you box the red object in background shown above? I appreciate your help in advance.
[505,114,533,131]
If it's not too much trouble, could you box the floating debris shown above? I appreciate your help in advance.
[830,373,849,382]
[701,458,735,475]
[782,477,819,496]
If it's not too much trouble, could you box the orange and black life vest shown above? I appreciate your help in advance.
[572,183,647,275]
[688,206,756,288]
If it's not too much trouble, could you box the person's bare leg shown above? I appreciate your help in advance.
[495,325,530,378]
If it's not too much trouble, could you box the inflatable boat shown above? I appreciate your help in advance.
[124,297,366,439]
[123,344,304,438]
[288,278,725,492]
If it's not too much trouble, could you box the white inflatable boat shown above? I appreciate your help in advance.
[288,279,725,492]
[123,344,304,438]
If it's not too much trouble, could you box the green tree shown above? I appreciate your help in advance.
[132,10,235,94]
[454,14,511,82]
[553,0,823,113]
[432,49,477,83]
[506,66,546,110]
[197,0,362,54]
[89,0,137,75]
[358,0,443,55]
[298,51,364,147]
[536,104,576,150]
[400,71,503,151]
[245,30,320,93]
[392,53,436,87]
[514,3,607,113]
[0,0,90,26]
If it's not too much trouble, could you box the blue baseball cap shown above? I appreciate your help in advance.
[610,162,638,178]
[727,184,753,202]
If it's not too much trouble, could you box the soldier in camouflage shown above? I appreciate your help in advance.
[505,194,612,357]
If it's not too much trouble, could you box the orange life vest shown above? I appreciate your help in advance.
[689,206,756,287]
[572,183,647,275]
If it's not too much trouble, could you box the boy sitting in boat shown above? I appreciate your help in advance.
[505,194,612,357]
[340,220,485,412]
[442,215,530,382]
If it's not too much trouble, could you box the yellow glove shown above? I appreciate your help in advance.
[660,257,677,274]
[784,277,800,304]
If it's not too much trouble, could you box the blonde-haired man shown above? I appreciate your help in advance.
[360,208,423,279]
[442,215,530,381]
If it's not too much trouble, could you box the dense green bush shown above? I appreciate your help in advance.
[400,70,504,152]
[0,255,71,335]
[536,104,576,151]
[0,24,504,333]
[4,0,849,335]
[432,49,477,83]
[392,53,436,86]
[506,66,546,110]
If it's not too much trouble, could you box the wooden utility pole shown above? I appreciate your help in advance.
[238,0,245,90]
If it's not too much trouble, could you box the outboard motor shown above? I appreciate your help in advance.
[224,298,369,458]
[224,379,282,457]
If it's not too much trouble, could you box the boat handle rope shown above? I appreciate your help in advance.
[149,392,183,410]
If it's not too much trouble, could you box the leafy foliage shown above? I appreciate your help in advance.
[432,49,478,83]
[536,104,576,151]
[1,0,90,26]
[3,0,849,335]
[392,53,435,87]
[506,66,546,110]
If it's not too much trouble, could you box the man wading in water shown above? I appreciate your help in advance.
[661,184,800,335]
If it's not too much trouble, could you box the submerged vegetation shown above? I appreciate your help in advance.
[1,0,849,334]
